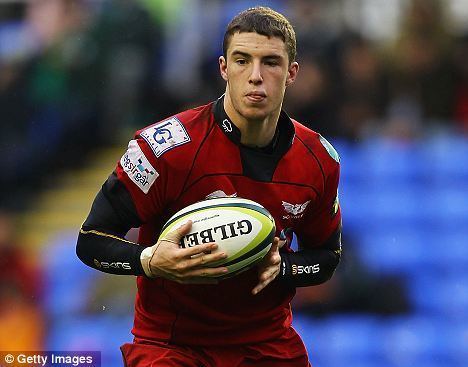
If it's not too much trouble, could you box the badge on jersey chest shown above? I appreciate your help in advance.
[282,200,311,220]
[141,117,191,157]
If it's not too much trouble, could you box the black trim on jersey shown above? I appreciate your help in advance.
[76,173,146,276]
[278,226,342,287]
[182,173,321,198]
[295,135,326,190]
[179,119,218,198]
[213,97,295,182]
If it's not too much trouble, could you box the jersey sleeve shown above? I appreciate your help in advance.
[298,137,341,248]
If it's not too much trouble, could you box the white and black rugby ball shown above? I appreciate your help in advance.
[159,197,276,278]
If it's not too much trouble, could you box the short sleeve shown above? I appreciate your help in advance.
[115,138,167,223]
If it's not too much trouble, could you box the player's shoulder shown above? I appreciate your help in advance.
[135,101,214,160]
[292,119,340,167]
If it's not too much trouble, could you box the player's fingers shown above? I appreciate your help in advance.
[253,255,281,295]
[259,264,280,282]
[271,237,280,251]
[278,238,287,248]
[190,251,227,267]
[252,277,272,295]
[173,248,226,274]
[163,220,193,243]
[182,242,219,257]
[261,244,281,266]
[267,238,282,255]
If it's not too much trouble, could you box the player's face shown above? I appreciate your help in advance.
[220,32,298,123]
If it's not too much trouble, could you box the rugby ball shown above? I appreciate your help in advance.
[159,197,276,278]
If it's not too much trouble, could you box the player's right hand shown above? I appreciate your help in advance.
[141,221,229,284]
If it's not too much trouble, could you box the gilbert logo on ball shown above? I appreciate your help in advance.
[160,197,276,278]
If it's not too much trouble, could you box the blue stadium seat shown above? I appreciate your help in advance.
[355,229,426,274]
[377,316,451,363]
[42,231,98,317]
[355,139,425,181]
[46,315,133,366]
[420,135,468,181]
[424,187,468,227]
[293,314,381,359]
[445,321,468,366]
[420,231,468,269]
[408,274,468,319]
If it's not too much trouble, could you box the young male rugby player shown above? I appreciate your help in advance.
[77,6,342,366]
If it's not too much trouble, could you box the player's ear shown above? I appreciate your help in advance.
[286,61,299,87]
[219,56,228,81]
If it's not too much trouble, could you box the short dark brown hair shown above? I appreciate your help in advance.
[223,6,297,63]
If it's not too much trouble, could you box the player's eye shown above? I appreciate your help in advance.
[235,59,247,65]
[265,60,279,66]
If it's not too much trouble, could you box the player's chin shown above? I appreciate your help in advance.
[241,106,270,121]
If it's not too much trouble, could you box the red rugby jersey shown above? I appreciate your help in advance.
[115,97,341,346]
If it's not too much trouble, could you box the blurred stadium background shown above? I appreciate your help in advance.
[0,0,467,366]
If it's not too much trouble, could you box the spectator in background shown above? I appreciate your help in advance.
[88,0,163,138]
[384,0,456,138]
[284,0,340,137]
[453,33,468,133]
[0,211,44,349]
[334,34,390,140]
[0,0,163,208]
[0,0,97,208]
[284,56,337,137]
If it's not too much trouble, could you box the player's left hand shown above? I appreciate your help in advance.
[252,237,286,295]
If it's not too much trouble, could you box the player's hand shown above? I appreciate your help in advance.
[146,221,228,284]
[252,237,286,295]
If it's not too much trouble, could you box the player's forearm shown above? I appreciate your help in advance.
[277,227,342,287]
[76,175,146,276]
[278,248,340,287]
[76,227,146,275]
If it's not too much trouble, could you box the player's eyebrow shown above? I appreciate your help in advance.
[231,50,252,59]
[231,50,284,61]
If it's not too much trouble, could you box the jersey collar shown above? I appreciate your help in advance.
[212,95,295,154]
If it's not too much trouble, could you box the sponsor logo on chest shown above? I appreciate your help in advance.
[282,200,311,220]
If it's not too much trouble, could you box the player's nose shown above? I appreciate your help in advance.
[249,61,263,84]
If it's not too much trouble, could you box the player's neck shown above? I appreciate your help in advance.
[223,95,280,148]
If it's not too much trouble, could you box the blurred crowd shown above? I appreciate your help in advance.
[0,211,44,349]
[0,0,468,356]
[1,0,468,209]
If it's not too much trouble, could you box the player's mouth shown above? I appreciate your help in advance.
[246,91,266,103]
